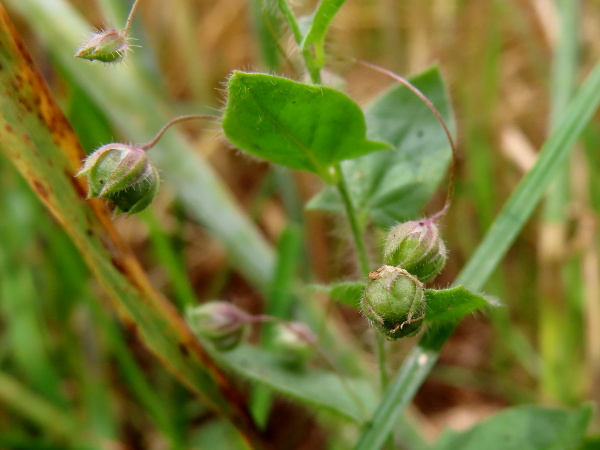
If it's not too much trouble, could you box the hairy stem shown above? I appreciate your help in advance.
[356,60,457,220]
[334,164,391,418]
[139,114,219,151]
[123,0,142,37]
[334,164,370,277]
[274,0,321,83]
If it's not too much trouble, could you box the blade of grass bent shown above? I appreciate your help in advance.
[5,0,275,295]
[0,7,266,448]
[355,60,600,450]
[0,371,90,446]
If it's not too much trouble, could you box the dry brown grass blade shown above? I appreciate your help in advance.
[0,5,266,448]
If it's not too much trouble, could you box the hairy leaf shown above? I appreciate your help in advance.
[223,71,388,182]
[425,286,498,324]
[314,281,367,307]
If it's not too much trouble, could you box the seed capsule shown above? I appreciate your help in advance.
[75,29,130,63]
[361,265,426,339]
[272,322,316,369]
[383,219,447,282]
[186,301,250,351]
[76,143,159,214]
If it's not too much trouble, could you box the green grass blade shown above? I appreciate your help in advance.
[454,68,600,291]
[539,0,582,404]
[354,59,600,450]
[0,371,89,446]
[141,208,198,310]
[550,0,580,128]
[86,295,185,447]
[251,225,303,427]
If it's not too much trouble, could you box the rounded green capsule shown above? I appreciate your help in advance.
[383,219,447,282]
[361,265,426,339]
[186,301,250,351]
[76,143,159,215]
[272,322,316,369]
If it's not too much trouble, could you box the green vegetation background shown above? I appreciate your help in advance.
[0,0,599,448]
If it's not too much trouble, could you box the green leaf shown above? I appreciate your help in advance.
[313,281,367,307]
[223,71,389,182]
[208,344,377,423]
[424,286,498,324]
[308,67,454,227]
[431,403,593,450]
[0,371,87,445]
[301,0,348,68]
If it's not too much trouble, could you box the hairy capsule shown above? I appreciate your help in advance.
[76,143,159,214]
[272,322,316,369]
[361,265,426,339]
[75,29,130,63]
[186,301,250,351]
[383,219,447,282]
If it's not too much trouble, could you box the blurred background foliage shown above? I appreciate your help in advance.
[1,0,599,448]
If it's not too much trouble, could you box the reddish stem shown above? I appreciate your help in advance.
[123,0,142,37]
[139,114,219,151]
[355,59,457,221]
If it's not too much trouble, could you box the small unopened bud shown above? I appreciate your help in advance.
[383,219,447,282]
[186,301,250,351]
[361,266,426,339]
[76,143,159,214]
[75,29,130,63]
[272,322,316,368]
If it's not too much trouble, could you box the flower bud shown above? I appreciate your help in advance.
[361,265,426,339]
[76,143,159,214]
[383,219,447,282]
[272,322,316,369]
[186,301,250,351]
[75,29,130,63]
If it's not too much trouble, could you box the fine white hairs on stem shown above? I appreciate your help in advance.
[123,0,143,37]
[75,0,144,63]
